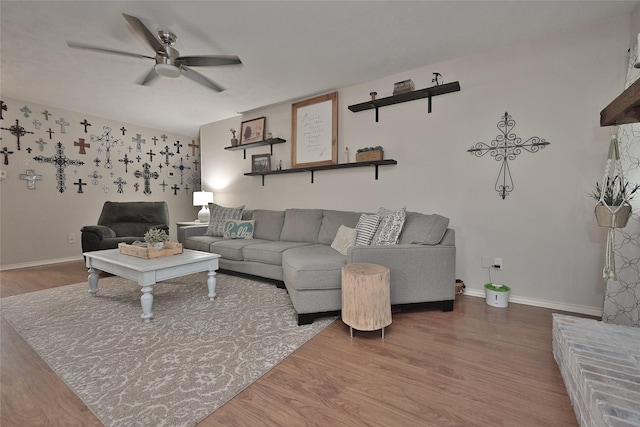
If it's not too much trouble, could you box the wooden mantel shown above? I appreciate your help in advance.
[600,77,640,126]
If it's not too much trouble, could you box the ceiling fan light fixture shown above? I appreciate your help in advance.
[155,63,181,78]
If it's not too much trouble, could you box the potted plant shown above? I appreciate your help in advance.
[589,176,639,228]
[355,146,384,162]
[144,228,169,250]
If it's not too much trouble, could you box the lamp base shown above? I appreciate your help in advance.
[197,206,210,224]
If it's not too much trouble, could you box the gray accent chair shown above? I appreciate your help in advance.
[81,201,170,253]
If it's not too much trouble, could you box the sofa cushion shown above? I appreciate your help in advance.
[251,210,285,241]
[183,235,224,252]
[223,220,255,239]
[205,203,244,237]
[371,207,406,245]
[210,238,271,261]
[355,213,380,246]
[318,210,362,245]
[330,225,357,256]
[282,245,347,291]
[279,209,323,243]
[243,241,313,265]
[398,212,450,245]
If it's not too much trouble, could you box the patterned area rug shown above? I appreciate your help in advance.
[1,273,334,426]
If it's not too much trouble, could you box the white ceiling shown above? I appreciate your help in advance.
[1,1,637,137]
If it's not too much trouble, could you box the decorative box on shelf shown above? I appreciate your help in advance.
[356,150,384,162]
[118,242,183,259]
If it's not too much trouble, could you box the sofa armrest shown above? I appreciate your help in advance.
[347,244,456,303]
[81,225,116,239]
[179,225,209,242]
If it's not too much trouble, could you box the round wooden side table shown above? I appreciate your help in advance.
[341,262,391,339]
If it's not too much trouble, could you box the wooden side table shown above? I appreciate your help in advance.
[341,262,391,339]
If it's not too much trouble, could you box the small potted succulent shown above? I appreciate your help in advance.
[144,228,169,250]
[589,175,639,228]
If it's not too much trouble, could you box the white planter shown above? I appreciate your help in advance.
[485,283,510,308]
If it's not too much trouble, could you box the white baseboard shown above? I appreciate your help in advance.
[0,256,84,271]
[463,289,602,317]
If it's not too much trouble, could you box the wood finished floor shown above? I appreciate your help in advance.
[1,260,584,426]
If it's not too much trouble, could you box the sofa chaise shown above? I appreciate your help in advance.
[180,207,455,325]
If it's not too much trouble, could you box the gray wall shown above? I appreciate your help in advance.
[199,15,633,316]
[0,98,199,267]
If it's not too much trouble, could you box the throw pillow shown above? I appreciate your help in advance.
[205,203,244,237]
[223,220,255,239]
[331,225,357,255]
[371,206,406,245]
[355,213,380,246]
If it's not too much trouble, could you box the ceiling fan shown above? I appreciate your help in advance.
[67,13,241,92]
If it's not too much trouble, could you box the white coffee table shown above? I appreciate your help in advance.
[84,249,220,322]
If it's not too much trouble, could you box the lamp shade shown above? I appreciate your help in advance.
[193,191,214,207]
[193,191,214,223]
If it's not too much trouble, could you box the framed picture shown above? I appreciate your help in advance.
[291,91,338,168]
[251,153,271,173]
[240,116,266,144]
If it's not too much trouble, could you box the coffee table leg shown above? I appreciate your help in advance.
[88,266,99,296]
[140,285,154,323]
[207,270,217,301]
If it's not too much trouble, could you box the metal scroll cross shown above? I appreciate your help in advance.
[134,163,159,195]
[33,142,85,193]
[467,112,550,199]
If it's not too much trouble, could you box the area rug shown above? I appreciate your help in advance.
[1,273,334,426]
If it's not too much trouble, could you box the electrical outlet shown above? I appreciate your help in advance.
[167,170,175,178]
[68,233,76,244]
[494,257,503,270]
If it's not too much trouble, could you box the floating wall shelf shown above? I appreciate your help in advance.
[600,77,640,126]
[224,137,286,159]
[348,81,461,122]
[244,159,397,186]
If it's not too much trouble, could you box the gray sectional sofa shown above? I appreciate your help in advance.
[179,208,456,325]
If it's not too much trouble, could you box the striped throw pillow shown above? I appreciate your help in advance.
[355,213,380,246]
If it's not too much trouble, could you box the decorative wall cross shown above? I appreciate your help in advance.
[55,117,69,133]
[119,154,133,173]
[467,112,550,199]
[113,177,127,193]
[74,179,87,193]
[32,119,42,129]
[1,119,34,150]
[91,126,123,169]
[174,140,182,154]
[33,142,85,193]
[160,145,174,166]
[132,133,145,151]
[20,106,32,117]
[74,138,90,154]
[41,110,51,120]
[1,147,14,165]
[88,170,102,185]
[80,119,92,133]
[172,157,191,184]
[134,162,159,195]
[188,140,199,156]
[19,169,42,189]
[0,100,7,119]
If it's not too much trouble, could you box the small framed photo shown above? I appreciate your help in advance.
[240,116,266,144]
[251,153,271,173]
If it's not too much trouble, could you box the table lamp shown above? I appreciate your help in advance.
[193,191,214,223]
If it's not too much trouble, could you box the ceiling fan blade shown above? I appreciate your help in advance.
[138,67,160,86]
[181,66,224,92]
[67,41,154,60]
[178,55,242,67]
[122,13,165,54]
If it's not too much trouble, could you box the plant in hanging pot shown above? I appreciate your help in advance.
[589,175,639,228]
[144,228,169,250]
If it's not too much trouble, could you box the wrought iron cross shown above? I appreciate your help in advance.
[467,112,550,199]
[33,142,85,193]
